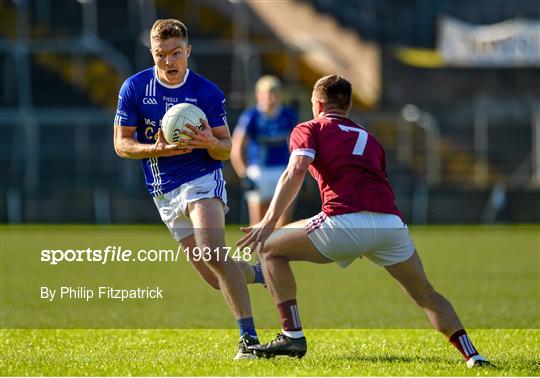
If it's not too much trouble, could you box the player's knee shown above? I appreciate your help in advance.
[258,245,287,269]
[258,246,274,264]
[258,249,271,265]
[199,271,220,290]
[196,266,221,290]
[259,240,279,259]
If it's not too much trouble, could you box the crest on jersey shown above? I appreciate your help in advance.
[143,98,158,105]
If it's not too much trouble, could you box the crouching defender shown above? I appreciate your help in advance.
[238,75,491,368]
[114,19,263,359]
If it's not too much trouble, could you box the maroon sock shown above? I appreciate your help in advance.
[449,329,479,360]
[277,299,302,331]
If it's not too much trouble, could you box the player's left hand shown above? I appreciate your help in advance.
[180,118,219,150]
[236,219,277,254]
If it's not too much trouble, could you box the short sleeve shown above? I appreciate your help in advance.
[289,123,317,159]
[114,79,139,126]
[204,88,228,128]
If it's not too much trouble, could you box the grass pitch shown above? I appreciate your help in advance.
[1,224,539,375]
[1,329,538,376]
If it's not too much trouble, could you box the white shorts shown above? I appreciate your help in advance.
[246,165,286,202]
[153,169,228,242]
[306,211,415,268]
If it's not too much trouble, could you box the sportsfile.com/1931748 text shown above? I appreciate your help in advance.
[39,246,253,265]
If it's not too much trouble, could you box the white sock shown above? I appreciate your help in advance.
[282,329,304,339]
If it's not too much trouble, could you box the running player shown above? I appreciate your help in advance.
[113,19,262,359]
[238,75,491,368]
[231,75,297,226]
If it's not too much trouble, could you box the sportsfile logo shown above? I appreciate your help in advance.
[39,245,253,265]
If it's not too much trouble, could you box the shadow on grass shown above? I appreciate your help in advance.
[337,353,455,365]
[514,358,540,371]
[336,354,540,374]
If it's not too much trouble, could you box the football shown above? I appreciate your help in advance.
[161,103,207,145]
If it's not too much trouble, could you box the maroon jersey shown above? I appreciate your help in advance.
[289,113,401,217]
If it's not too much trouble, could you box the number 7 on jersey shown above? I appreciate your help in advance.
[338,125,368,156]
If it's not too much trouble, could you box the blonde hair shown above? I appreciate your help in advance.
[150,19,188,43]
[255,75,282,93]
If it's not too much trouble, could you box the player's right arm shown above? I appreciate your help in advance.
[230,110,257,190]
[237,154,311,249]
[237,122,315,249]
[114,125,191,159]
[230,126,249,178]
[114,77,190,159]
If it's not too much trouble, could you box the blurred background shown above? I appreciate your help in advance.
[1,0,539,224]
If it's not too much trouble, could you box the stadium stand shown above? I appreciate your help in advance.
[1,0,539,223]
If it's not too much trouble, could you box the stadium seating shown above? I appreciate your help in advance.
[1,0,539,223]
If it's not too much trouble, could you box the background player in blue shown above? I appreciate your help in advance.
[231,76,298,226]
[113,19,262,359]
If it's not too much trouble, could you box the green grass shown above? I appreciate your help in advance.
[1,329,538,375]
[1,224,539,375]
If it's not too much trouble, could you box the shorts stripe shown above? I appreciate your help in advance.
[216,170,221,197]
[212,169,225,199]
[221,171,224,196]
[218,170,224,197]
[213,170,218,197]
[149,157,162,196]
[306,211,327,234]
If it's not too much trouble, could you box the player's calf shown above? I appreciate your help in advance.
[189,251,265,289]
[205,257,265,287]
[250,297,307,358]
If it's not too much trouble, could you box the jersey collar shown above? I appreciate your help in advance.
[257,105,283,119]
[320,112,349,120]
[154,66,190,89]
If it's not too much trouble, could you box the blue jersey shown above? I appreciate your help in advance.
[114,67,227,196]
[236,106,297,167]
